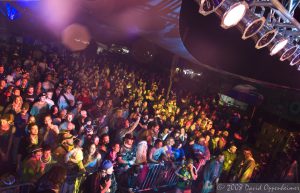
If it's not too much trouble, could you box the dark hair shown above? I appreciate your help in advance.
[148,121,159,129]
[42,144,51,152]
[39,165,67,186]
[154,139,162,146]
[100,133,109,140]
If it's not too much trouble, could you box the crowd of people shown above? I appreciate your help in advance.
[0,39,261,193]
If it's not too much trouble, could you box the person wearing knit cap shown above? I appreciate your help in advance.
[21,145,44,183]
[94,160,117,193]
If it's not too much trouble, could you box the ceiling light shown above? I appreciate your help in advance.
[215,0,248,29]
[278,43,298,61]
[268,34,288,56]
[236,10,265,39]
[252,25,277,49]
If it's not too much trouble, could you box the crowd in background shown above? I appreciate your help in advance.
[0,39,295,193]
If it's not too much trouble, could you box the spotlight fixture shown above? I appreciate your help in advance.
[251,25,278,49]
[215,0,248,29]
[277,42,298,61]
[268,34,288,56]
[236,10,265,39]
[197,0,224,16]
[290,51,300,66]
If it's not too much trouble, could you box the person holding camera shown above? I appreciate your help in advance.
[175,158,198,193]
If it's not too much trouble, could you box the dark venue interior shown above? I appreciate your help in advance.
[0,0,299,193]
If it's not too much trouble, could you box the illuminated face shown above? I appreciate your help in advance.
[218,155,225,163]
[43,150,51,160]
[30,125,39,135]
[44,116,52,126]
[0,66,4,73]
[94,137,99,145]
[106,166,114,175]
[0,80,6,88]
[14,89,21,96]
[230,146,237,154]
[28,87,34,94]
[126,138,134,146]
[40,96,46,102]
[153,125,160,134]
[89,144,96,155]
[113,144,120,153]
[0,119,9,131]
[67,114,73,122]
[34,151,43,160]
[103,136,110,145]
[46,92,53,99]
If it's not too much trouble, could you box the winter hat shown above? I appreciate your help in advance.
[101,160,113,170]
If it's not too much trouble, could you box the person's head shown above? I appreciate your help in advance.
[229,145,237,154]
[124,133,135,146]
[21,78,28,86]
[185,159,194,170]
[225,122,231,129]
[46,90,53,99]
[42,145,52,160]
[0,65,4,73]
[66,85,72,94]
[73,138,81,148]
[39,93,47,102]
[67,122,75,131]
[0,118,9,131]
[166,137,175,146]
[31,146,43,160]
[76,101,83,109]
[43,165,67,186]
[97,98,104,107]
[243,149,253,159]
[217,153,225,163]
[180,127,185,134]
[209,128,215,136]
[163,128,169,134]
[13,88,21,96]
[148,121,159,134]
[101,160,114,175]
[101,134,110,145]
[198,137,206,146]
[0,79,6,88]
[51,105,59,115]
[29,124,39,135]
[27,85,34,94]
[66,113,73,122]
[93,136,100,145]
[154,139,163,148]
[44,115,52,126]
[61,132,74,146]
[28,115,36,124]
[21,102,30,114]
[89,144,97,155]
[112,143,120,153]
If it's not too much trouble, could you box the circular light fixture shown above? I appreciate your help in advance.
[198,0,225,16]
[278,43,298,61]
[252,25,277,49]
[290,51,300,66]
[215,0,248,29]
[237,10,265,40]
[268,34,288,56]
